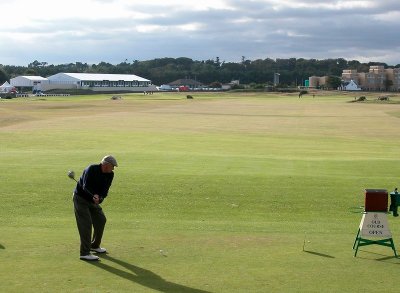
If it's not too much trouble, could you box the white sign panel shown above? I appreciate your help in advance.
[359,212,392,238]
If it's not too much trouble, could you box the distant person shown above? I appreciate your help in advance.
[390,188,399,217]
[73,155,118,261]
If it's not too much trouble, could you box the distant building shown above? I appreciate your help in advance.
[309,66,400,91]
[338,80,361,91]
[273,73,280,86]
[10,76,49,92]
[222,80,240,90]
[341,66,400,91]
[45,73,156,92]
[342,69,359,82]
[308,76,328,88]
[168,79,203,90]
[10,73,157,93]
[0,81,15,93]
[158,84,173,91]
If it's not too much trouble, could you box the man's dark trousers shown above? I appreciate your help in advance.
[73,194,106,256]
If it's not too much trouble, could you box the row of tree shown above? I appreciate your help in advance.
[1,57,398,87]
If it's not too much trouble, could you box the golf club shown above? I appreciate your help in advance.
[67,170,78,183]
[67,170,95,197]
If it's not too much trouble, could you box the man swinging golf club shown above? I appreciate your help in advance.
[71,155,118,261]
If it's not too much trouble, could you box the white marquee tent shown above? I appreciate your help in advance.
[0,81,14,93]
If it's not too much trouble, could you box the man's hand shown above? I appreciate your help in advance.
[93,194,100,205]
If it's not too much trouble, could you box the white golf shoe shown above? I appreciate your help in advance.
[91,247,107,254]
[80,254,99,261]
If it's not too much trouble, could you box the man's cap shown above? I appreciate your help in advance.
[101,155,118,167]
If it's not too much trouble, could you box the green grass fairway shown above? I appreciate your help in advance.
[1,91,400,292]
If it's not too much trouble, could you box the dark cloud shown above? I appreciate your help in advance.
[0,0,399,65]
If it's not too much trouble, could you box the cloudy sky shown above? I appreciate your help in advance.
[1,0,399,66]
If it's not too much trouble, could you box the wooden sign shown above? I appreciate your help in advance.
[353,212,397,257]
[359,212,392,238]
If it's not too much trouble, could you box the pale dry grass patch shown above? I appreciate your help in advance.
[2,96,400,141]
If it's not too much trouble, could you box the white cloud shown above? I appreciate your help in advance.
[373,10,400,22]
[136,25,167,34]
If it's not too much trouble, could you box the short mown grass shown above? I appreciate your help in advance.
[1,91,400,292]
